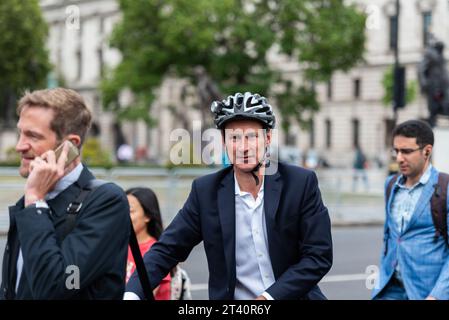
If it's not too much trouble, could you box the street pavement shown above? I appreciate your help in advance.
[181,226,383,300]
[0,225,383,300]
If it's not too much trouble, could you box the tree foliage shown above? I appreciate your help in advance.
[274,0,366,131]
[0,0,51,127]
[102,0,366,133]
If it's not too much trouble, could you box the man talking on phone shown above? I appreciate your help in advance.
[0,88,130,299]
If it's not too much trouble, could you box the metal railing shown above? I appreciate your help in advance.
[0,166,387,233]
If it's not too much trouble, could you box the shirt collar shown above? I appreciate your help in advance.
[397,163,433,189]
[46,163,84,200]
[234,172,265,197]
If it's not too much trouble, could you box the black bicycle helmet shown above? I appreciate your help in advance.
[211,92,275,129]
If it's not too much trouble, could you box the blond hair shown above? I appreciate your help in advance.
[17,88,92,146]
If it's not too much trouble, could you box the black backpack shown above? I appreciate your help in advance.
[61,179,155,300]
[385,172,449,253]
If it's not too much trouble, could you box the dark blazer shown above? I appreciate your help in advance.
[0,166,130,299]
[127,162,333,300]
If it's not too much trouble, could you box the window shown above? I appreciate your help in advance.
[98,47,104,78]
[76,23,83,81]
[309,119,315,149]
[99,17,105,34]
[389,15,398,50]
[0,89,16,128]
[352,118,360,148]
[325,119,332,149]
[76,47,83,81]
[423,12,432,46]
[353,78,361,99]
[384,118,395,148]
[327,79,332,100]
[98,18,105,77]
[94,95,101,119]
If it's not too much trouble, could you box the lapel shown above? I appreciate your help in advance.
[264,170,283,277]
[403,167,438,233]
[264,170,283,227]
[386,179,399,236]
[217,168,236,289]
[6,198,24,298]
[216,167,284,282]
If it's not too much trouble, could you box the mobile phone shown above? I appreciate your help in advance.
[54,140,80,167]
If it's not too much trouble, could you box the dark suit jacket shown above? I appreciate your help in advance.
[0,166,130,299]
[127,162,333,299]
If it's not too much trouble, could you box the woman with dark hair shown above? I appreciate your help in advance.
[125,187,171,300]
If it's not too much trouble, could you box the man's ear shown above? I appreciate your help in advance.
[424,145,433,158]
[66,134,81,148]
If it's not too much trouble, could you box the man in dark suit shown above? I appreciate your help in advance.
[125,92,332,300]
[0,88,130,299]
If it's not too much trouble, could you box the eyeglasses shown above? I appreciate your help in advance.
[391,147,423,157]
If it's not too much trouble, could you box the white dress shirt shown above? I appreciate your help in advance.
[124,173,277,301]
[234,174,275,300]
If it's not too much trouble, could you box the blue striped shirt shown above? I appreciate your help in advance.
[391,164,433,234]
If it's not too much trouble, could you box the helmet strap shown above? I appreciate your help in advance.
[250,145,270,186]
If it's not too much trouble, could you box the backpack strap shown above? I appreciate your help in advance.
[129,224,155,301]
[431,172,449,247]
[386,174,399,205]
[61,179,155,300]
[61,179,107,240]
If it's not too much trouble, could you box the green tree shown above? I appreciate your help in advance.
[102,0,366,134]
[102,0,276,128]
[274,0,366,132]
[0,0,51,127]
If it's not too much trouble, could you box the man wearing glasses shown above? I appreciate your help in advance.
[373,120,449,300]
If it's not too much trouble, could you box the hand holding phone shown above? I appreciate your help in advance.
[24,140,80,206]
[54,140,80,168]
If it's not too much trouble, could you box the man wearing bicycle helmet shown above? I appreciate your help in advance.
[125,92,332,300]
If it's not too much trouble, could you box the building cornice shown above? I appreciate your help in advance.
[40,0,114,11]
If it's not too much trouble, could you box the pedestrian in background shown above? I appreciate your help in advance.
[373,120,449,300]
[352,144,369,192]
[125,187,171,300]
